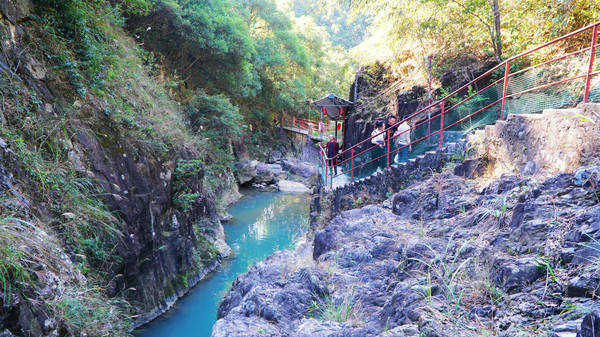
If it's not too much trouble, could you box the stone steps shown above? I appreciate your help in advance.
[332,146,446,192]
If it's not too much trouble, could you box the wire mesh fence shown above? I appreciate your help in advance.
[319,24,600,189]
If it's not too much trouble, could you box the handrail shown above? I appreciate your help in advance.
[320,20,600,189]
[336,21,600,159]
[286,116,329,133]
[335,21,600,159]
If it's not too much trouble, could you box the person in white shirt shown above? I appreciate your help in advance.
[393,119,412,163]
[370,120,386,171]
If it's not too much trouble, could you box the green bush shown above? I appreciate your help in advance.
[185,89,246,136]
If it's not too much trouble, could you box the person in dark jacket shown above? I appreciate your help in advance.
[326,135,339,175]
[386,116,398,138]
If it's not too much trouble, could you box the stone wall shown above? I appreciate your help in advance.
[325,103,600,219]
[327,140,467,217]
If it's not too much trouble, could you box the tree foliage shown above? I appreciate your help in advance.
[344,0,600,82]
[284,0,371,49]
[127,0,353,129]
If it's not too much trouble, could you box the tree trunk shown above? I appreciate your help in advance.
[488,0,502,61]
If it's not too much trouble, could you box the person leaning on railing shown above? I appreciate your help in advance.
[394,119,411,163]
[371,120,386,171]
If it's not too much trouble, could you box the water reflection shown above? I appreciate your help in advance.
[251,204,273,240]
[136,190,310,337]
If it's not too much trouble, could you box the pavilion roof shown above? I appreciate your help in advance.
[311,94,353,120]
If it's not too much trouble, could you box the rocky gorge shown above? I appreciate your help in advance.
[0,1,256,335]
[2,0,600,335]
[213,103,600,336]
[213,161,600,337]
[0,1,320,331]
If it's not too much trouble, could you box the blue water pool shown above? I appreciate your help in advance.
[135,190,310,337]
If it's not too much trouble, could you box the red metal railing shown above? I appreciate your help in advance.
[320,21,600,190]
[286,116,329,133]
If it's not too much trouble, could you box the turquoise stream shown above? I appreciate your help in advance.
[135,190,310,337]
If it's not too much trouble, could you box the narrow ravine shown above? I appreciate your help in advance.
[135,190,311,337]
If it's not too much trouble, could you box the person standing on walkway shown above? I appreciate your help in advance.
[394,119,412,163]
[386,116,398,139]
[386,115,399,159]
[326,135,339,175]
[371,120,386,171]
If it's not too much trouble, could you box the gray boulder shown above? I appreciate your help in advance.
[573,166,600,187]
[281,158,317,178]
[566,266,600,297]
[214,250,328,337]
[313,228,336,259]
[267,150,283,163]
[577,311,600,337]
[277,180,310,193]
[493,258,542,291]
[233,160,286,186]
[255,163,286,184]
[234,160,258,185]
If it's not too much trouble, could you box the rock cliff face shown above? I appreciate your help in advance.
[470,105,600,178]
[0,1,230,335]
[213,164,600,337]
[77,126,231,326]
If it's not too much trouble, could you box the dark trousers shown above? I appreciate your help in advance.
[372,146,385,171]
[397,145,409,163]
[328,158,338,175]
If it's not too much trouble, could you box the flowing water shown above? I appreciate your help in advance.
[135,190,310,337]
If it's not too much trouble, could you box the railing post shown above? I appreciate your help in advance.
[501,60,510,120]
[427,106,431,146]
[584,23,599,102]
[292,116,296,128]
[324,155,329,189]
[319,152,324,186]
[330,161,333,190]
[351,148,354,182]
[439,101,445,146]
[386,129,390,169]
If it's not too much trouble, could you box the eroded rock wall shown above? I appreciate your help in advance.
[0,1,230,334]
[76,126,230,326]
[470,104,600,178]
